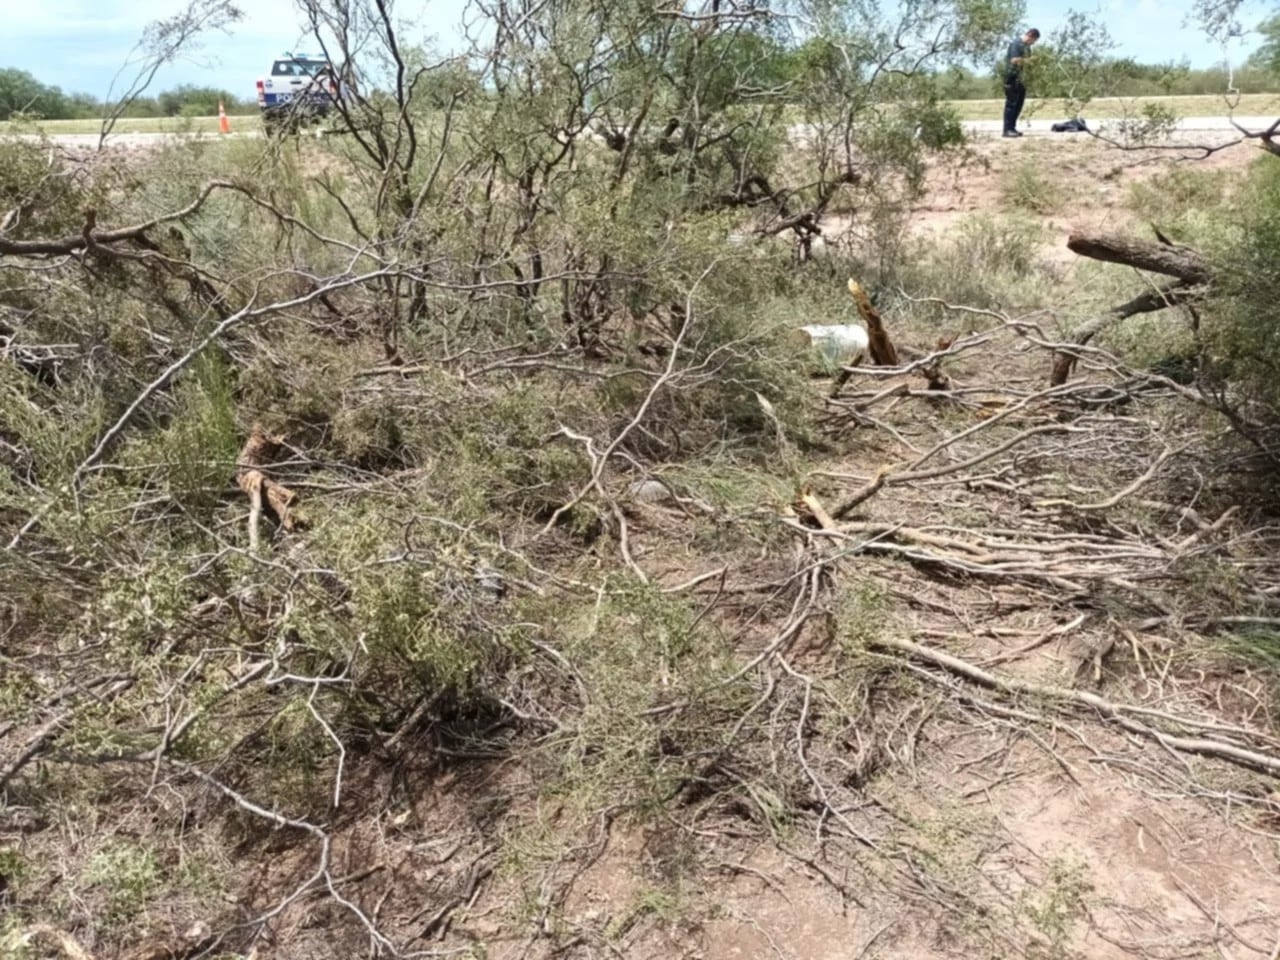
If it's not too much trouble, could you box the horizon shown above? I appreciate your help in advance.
[1,0,1272,100]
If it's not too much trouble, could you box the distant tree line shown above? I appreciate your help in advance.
[0,67,249,121]
[938,59,1279,100]
[3,37,1278,123]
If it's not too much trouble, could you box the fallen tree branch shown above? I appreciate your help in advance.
[1032,442,1188,511]
[1231,116,1280,158]
[870,635,1280,777]
[1050,281,1203,385]
[235,424,303,549]
[14,925,94,960]
[1065,232,1211,284]
[0,181,235,257]
[833,422,1077,519]
[8,267,396,550]
[847,278,898,366]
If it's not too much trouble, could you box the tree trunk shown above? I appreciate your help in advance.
[1065,233,1211,284]
[847,279,898,366]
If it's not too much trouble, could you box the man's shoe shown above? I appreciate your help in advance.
[1002,130,1023,138]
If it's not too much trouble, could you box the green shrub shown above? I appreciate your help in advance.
[1200,157,1280,436]
[898,213,1048,310]
[0,137,103,239]
[516,580,752,812]
[82,841,160,926]
[1001,161,1061,215]
[146,351,239,512]
[1126,165,1228,230]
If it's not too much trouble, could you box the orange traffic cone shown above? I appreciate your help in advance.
[218,100,231,134]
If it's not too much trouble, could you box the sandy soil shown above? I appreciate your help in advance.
[910,130,1262,247]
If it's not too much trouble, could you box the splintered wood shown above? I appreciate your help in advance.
[836,279,951,394]
[846,279,899,366]
[236,423,302,550]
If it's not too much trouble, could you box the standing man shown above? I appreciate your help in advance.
[1002,27,1040,138]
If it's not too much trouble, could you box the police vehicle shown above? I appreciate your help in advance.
[255,53,346,130]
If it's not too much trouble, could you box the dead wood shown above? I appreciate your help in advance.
[236,424,303,548]
[793,491,838,531]
[1050,274,1204,386]
[870,635,1280,777]
[917,335,955,391]
[0,181,234,258]
[847,279,899,366]
[1232,116,1280,158]
[1065,232,1212,283]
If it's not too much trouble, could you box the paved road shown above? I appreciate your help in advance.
[971,114,1275,136]
[25,115,1277,150]
[31,131,265,149]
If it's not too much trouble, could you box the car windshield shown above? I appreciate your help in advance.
[271,59,329,77]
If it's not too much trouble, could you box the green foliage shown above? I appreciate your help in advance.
[82,841,160,926]
[348,553,517,698]
[1194,0,1249,45]
[1114,102,1180,143]
[1021,12,1118,111]
[157,84,244,117]
[8,0,1238,949]
[0,136,101,239]
[1200,156,1280,433]
[835,580,888,651]
[0,68,73,121]
[1000,160,1060,214]
[1020,857,1092,958]
[1248,15,1280,75]
[1219,632,1280,713]
[898,213,1048,309]
[529,580,750,812]
[129,350,240,512]
[943,53,1276,100]
[0,846,29,892]
[1126,166,1229,231]
[0,68,248,121]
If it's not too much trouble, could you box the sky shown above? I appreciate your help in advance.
[0,0,1272,99]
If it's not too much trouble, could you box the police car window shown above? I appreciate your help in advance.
[272,60,327,76]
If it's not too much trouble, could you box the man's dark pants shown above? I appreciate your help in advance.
[1003,81,1027,133]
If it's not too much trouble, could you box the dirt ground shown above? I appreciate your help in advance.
[910,129,1262,246]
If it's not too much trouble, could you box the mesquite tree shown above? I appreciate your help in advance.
[287,0,1022,353]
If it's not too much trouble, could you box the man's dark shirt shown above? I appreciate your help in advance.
[1005,38,1030,84]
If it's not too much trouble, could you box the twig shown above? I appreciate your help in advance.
[871,636,1280,776]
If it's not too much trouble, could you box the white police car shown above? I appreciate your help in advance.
[256,53,344,130]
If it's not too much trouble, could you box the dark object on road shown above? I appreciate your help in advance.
[1051,118,1090,133]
